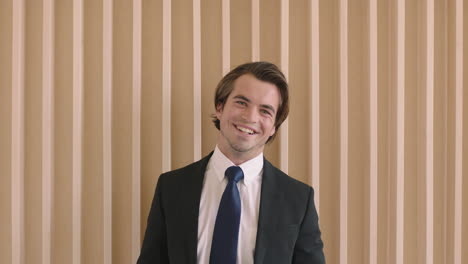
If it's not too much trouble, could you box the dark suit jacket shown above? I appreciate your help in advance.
[137,153,325,264]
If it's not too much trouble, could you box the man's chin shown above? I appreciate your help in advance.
[228,142,254,153]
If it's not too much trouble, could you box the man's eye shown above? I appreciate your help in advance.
[236,101,247,106]
[261,109,272,116]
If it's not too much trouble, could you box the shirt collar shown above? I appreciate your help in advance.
[211,145,263,186]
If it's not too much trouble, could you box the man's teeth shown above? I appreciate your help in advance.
[236,126,254,135]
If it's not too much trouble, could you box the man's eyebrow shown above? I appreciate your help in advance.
[232,95,276,114]
[233,95,251,102]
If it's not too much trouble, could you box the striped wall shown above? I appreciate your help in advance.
[0,0,466,263]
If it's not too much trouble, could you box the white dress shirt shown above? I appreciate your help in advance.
[197,146,263,264]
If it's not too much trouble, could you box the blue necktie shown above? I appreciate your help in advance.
[209,166,244,264]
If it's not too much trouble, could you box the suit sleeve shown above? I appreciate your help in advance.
[137,175,170,264]
[292,187,325,264]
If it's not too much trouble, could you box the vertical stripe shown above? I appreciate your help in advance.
[369,0,378,262]
[11,0,25,263]
[442,0,448,258]
[162,0,172,172]
[103,0,113,263]
[72,0,84,263]
[251,0,260,61]
[42,0,54,263]
[310,0,320,212]
[193,0,202,161]
[222,0,230,74]
[280,0,289,173]
[453,0,463,263]
[339,0,348,263]
[132,0,142,262]
[395,0,405,262]
[425,1,435,263]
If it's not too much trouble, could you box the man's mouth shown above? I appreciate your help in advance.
[234,124,256,135]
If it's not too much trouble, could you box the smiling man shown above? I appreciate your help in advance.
[137,62,325,264]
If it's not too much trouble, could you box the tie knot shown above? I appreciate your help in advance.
[225,166,244,183]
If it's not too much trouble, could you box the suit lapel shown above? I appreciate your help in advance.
[182,154,281,264]
[182,153,213,264]
[254,159,282,264]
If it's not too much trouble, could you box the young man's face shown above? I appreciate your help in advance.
[216,74,280,162]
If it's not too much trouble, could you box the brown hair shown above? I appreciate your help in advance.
[212,61,289,143]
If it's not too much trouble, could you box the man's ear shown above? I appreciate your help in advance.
[215,103,223,118]
[269,126,276,137]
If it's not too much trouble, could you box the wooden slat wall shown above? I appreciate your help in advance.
[162,0,171,173]
[396,0,406,263]
[368,0,378,262]
[0,0,466,263]
[72,1,83,264]
[310,0,320,213]
[102,0,113,263]
[131,0,142,261]
[11,1,25,264]
[339,0,349,263]
[193,0,202,161]
[454,1,464,263]
[42,0,54,263]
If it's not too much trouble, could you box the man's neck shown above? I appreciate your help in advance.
[216,145,263,166]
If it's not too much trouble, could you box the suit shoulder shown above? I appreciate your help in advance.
[161,159,201,176]
[265,160,312,193]
[158,153,212,183]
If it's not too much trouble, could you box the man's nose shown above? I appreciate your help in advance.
[242,107,259,123]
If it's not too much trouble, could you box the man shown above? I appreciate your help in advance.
[137,62,325,264]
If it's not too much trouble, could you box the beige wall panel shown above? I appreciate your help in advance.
[131,1,142,260]
[83,0,104,263]
[445,3,457,263]
[11,0,26,262]
[403,0,420,263]
[42,0,54,263]
[318,0,340,263]
[24,1,43,263]
[424,0,435,262]
[102,0,113,262]
[231,0,252,66]
[463,120,467,261]
[310,0,320,207]
[222,0,230,74]
[339,0,349,261]
[433,0,447,263]
[112,0,133,263]
[388,0,405,262]
[376,1,390,263]
[0,1,12,263]
[193,0,202,161]
[445,3,455,264]
[201,0,222,156]
[141,0,163,238]
[279,0,289,173]
[416,0,433,262]
[288,0,310,185]
[416,1,430,263]
[251,0,260,61]
[161,0,171,172]
[368,0,378,260]
[172,0,194,169]
[72,0,84,262]
[260,0,280,167]
[348,1,369,263]
[386,7,397,262]
[53,0,74,262]
[461,4,468,264]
